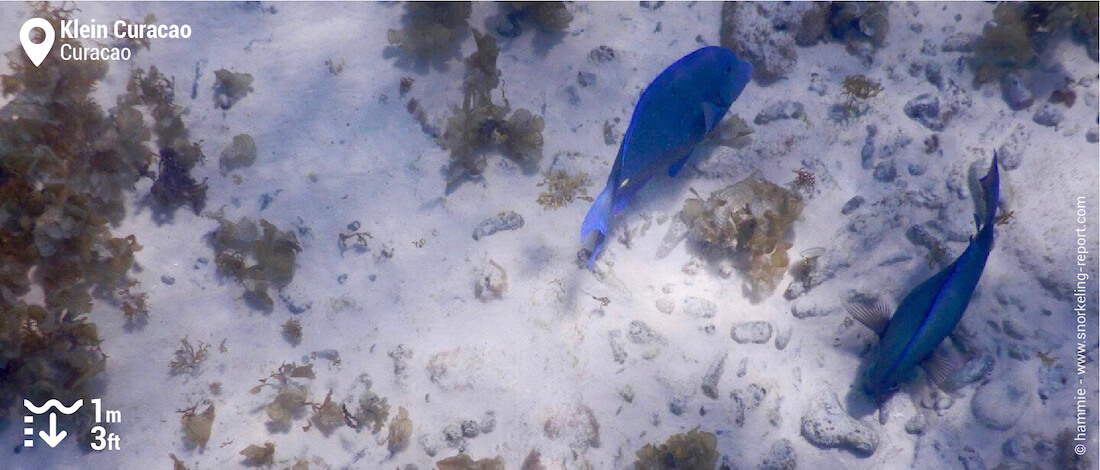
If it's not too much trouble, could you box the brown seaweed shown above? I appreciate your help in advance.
[0,4,153,431]
[437,454,506,470]
[633,429,719,470]
[680,173,804,300]
[121,66,209,221]
[169,337,210,376]
[536,169,590,209]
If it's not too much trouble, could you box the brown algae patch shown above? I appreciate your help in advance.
[678,173,804,300]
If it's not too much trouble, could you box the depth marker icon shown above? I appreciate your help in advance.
[23,399,83,448]
[23,415,34,448]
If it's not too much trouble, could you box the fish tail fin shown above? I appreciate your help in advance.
[581,184,614,268]
[978,152,1001,228]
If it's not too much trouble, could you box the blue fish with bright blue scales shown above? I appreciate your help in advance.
[580,46,752,267]
[845,154,1001,399]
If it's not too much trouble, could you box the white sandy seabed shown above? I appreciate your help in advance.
[1,2,1098,469]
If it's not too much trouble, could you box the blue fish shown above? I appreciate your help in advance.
[580,46,752,267]
[846,154,1001,398]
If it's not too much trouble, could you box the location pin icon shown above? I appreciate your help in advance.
[20,18,55,67]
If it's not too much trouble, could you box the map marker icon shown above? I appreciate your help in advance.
[20,18,54,67]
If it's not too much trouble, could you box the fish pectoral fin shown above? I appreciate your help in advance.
[668,150,693,178]
[701,101,723,135]
[843,299,893,336]
[921,350,965,396]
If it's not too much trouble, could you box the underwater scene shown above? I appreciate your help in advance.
[0,1,1098,469]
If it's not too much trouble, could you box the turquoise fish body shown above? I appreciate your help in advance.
[864,155,1000,397]
[581,46,752,267]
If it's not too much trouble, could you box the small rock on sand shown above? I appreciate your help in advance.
[800,392,879,457]
[971,378,1031,430]
[731,321,774,344]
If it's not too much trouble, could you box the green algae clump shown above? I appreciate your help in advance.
[264,382,309,425]
[709,113,754,148]
[442,29,546,193]
[0,3,157,431]
[180,402,216,450]
[282,317,303,345]
[842,74,883,100]
[354,387,391,434]
[212,69,254,110]
[793,3,890,49]
[504,2,573,33]
[499,108,545,166]
[829,3,890,48]
[973,4,1036,71]
[633,429,719,470]
[387,2,472,66]
[251,363,316,427]
[833,74,882,122]
[312,390,346,434]
[971,2,1099,85]
[211,215,301,311]
[386,406,413,454]
[491,2,573,38]
[219,134,257,174]
[239,442,276,466]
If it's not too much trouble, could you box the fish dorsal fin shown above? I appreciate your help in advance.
[921,350,964,396]
[844,300,893,336]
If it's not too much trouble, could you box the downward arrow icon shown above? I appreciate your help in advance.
[39,413,66,448]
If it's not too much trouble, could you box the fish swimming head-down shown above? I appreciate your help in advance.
[848,154,1000,398]
[580,47,752,267]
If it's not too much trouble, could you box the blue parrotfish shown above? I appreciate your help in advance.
[580,46,752,267]
[845,154,1001,398]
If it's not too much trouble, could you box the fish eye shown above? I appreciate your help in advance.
[725,65,732,73]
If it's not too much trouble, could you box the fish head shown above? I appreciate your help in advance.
[863,363,900,398]
[697,47,752,109]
